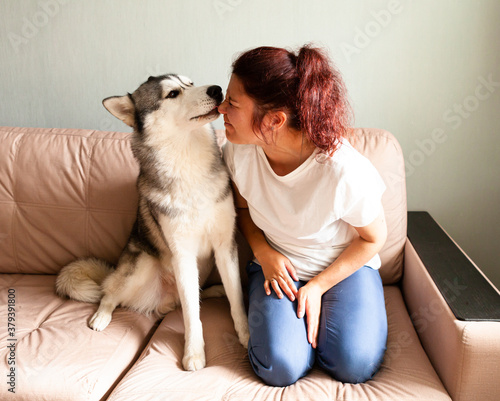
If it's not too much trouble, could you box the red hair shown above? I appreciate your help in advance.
[231,44,352,154]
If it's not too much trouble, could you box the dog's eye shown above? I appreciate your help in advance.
[166,90,180,99]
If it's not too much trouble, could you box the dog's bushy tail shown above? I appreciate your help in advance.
[55,258,114,303]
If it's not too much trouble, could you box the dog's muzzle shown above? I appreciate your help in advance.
[190,86,223,121]
[207,86,223,104]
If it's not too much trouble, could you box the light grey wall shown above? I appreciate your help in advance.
[1,0,499,288]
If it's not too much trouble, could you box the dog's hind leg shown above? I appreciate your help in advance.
[89,252,167,330]
[89,294,119,331]
[201,284,225,299]
[88,253,146,332]
[88,262,129,331]
[157,291,179,316]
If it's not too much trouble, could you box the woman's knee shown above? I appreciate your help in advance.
[248,341,313,387]
[317,341,386,383]
[316,267,388,383]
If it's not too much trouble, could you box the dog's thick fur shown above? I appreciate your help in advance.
[55,74,249,371]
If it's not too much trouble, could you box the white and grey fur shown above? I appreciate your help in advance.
[56,74,249,371]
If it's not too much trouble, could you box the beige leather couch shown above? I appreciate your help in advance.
[1,126,499,401]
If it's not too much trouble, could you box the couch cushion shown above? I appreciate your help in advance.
[0,127,138,274]
[0,274,158,401]
[106,286,450,401]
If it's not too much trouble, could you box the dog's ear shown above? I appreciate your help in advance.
[102,95,135,128]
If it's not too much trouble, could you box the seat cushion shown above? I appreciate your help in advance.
[107,286,450,401]
[0,274,158,401]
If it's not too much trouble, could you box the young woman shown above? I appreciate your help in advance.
[218,45,388,387]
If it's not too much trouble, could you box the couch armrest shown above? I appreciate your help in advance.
[402,212,500,401]
[406,212,500,320]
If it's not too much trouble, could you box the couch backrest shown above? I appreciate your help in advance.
[0,126,406,284]
[0,127,138,274]
[346,128,407,284]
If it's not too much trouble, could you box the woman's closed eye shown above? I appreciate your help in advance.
[223,94,237,107]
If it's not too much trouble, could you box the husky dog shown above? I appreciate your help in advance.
[56,74,249,371]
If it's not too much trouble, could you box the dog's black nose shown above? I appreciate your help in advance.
[207,85,223,103]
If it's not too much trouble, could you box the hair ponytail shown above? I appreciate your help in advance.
[232,44,352,154]
[296,44,352,154]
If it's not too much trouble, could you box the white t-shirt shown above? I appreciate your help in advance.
[223,138,386,281]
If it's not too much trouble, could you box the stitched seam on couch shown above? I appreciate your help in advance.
[4,200,136,214]
[455,323,468,400]
[11,132,25,271]
[0,128,133,142]
[89,322,137,398]
[85,137,95,259]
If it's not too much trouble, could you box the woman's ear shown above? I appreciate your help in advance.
[260,111,290,144]
[270,111,288,130]
[263,110,288,132]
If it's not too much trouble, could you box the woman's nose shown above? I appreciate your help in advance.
[218,99,227,114]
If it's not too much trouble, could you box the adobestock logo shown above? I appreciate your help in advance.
[7,0,72,53]
[340,0,403,63]
[213,0,245,20]
[405,74,499,178]
[442,74,500,130]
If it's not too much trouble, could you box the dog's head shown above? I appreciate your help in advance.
[102,74,223,132]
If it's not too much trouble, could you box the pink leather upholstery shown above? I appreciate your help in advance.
[0,126,462,401]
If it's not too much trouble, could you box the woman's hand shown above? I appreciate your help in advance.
[256,247,299,301]
[230,182,298,301]
[296,281,323,349]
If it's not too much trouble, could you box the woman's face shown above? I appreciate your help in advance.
[218,74,262,145]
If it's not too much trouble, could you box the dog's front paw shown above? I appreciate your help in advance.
[89,311,112,332]
[182,351,206,371]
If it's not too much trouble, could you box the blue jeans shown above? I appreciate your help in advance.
[246,261,388,387]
